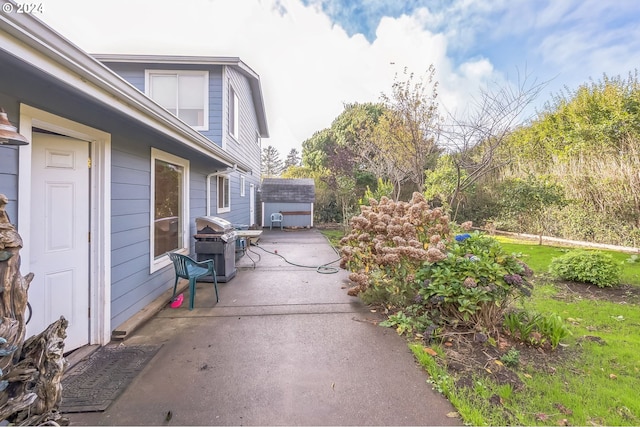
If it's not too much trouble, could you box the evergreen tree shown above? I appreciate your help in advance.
[284,148,301,169]
[261,145,283,177]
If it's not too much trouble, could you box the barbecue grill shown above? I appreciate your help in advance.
[194,216,237,282]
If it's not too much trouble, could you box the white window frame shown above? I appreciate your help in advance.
[217,174,231,213]
[229,85,239,140]
[145,70,209,131]
[240,175,246,197]
[150,148,190,273]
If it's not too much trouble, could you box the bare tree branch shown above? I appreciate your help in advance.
[440,69,550,217]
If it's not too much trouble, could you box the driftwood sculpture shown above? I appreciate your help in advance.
[0,194,69,425]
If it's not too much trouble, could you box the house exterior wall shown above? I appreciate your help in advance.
[0,86,229,332]
[104,61,263,228]
[102,60,265,325]
[219,66,262,227]
[1,45,266,341]
[102,62,224,147]
[109,129,263,327]
[110,133,215,328]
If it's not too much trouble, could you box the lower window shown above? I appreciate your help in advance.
[151,148,190,271]
[217,175,230,213]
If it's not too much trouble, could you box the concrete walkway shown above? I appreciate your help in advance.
[67,229,459,426]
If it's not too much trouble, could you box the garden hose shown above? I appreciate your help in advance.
[249,243,341,274]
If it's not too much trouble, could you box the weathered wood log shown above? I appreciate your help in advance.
[1,317,69,425]
[0,194,32,371]
[0,195,69,425]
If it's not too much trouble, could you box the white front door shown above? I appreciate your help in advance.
[27,133,90,351]
[249,184,255,226]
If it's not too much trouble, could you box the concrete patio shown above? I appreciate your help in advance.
[65,229,459,426]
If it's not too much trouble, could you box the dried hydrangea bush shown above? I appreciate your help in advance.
[340,193,533,332]
[339,192,454,306]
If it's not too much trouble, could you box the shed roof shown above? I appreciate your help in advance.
[261,178,315,203]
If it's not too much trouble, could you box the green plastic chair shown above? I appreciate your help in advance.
[168,253,218,310]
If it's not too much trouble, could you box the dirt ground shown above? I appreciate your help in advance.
[436,281,640,406]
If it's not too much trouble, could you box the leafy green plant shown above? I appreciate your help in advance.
[358,178,394,206]
[379,308,432,336]
[415,232,534,330]
[499,348,520,368]
[410,235,640,425]
[549,249,621,287]
[497,174,566,244]
[536,313,572,349]
[379,311,413,335]
[504,310,528,341]
[503,311,524,338]
[503,309,571,348]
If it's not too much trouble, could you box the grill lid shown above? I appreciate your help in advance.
[196,216,233,233]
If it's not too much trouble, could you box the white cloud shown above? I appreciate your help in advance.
[36,0,639,158]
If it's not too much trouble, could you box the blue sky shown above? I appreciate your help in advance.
[38,0,640,156]
[306,0,640,87]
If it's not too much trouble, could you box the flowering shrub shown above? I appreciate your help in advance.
[339,193,453,306]
[415,232,533,330]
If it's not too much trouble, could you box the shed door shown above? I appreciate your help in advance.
[27,133,90,351]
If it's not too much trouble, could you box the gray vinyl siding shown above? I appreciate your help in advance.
[224,67,262,175]
[101,62,224,146]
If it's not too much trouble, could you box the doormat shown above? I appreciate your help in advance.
[60,344,162,413]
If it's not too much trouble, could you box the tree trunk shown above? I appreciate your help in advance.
[0,194,69,425]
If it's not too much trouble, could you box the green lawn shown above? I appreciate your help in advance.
[495,236,640,285]
[319,229,344,248]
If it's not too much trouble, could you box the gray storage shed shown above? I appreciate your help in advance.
[261,178,315,228]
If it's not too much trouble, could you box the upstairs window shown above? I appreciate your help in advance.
[229,86,239,139]
[146,70,209,130]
